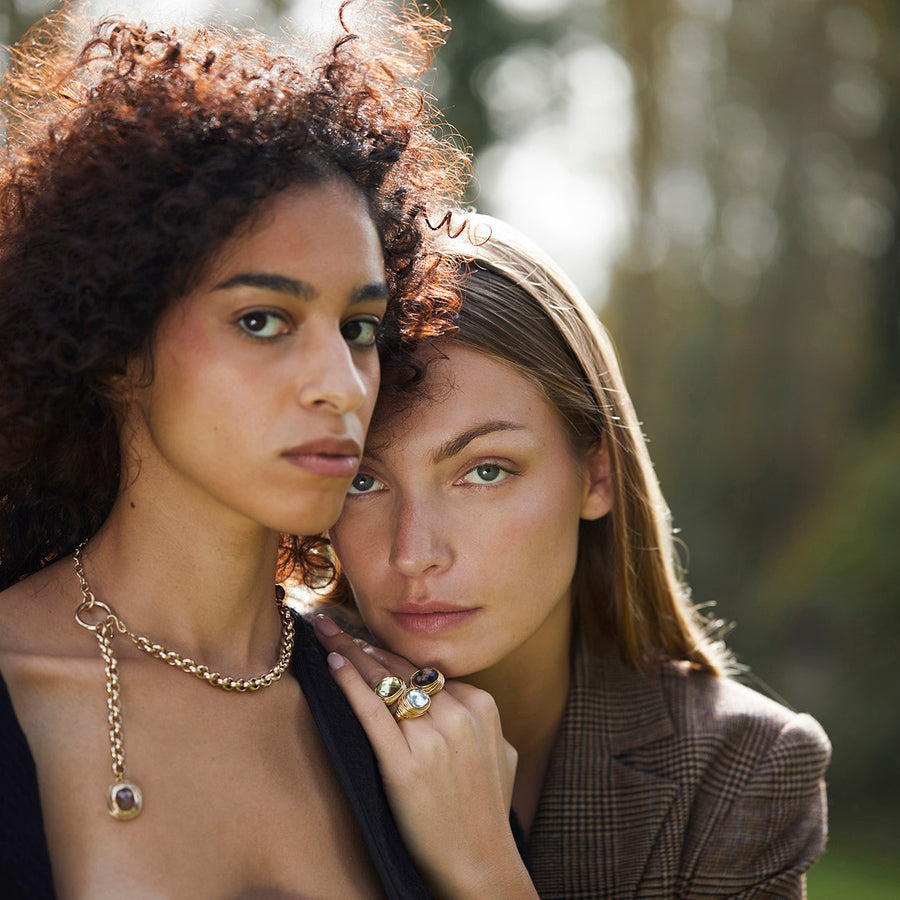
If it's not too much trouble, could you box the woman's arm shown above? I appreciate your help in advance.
[313,615,539,900]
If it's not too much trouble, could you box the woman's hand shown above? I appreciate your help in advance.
[313,615,538,900]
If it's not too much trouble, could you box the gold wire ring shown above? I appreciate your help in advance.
[409,667,445,696]
[374,675,406,706]
[75,598,114,632]
[393,687,431,719]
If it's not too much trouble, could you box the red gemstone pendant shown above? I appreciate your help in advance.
[107,781,143,821]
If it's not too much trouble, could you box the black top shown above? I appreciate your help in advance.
[0,614,431,899]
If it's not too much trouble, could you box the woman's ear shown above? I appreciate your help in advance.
[581,437,613,521]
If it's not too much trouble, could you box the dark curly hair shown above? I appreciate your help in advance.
[0,3,467,590]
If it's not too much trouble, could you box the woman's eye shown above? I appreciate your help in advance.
[462,464,512,485]
[341,317,381,347]
[238,311,288,338]
[347,472,384,495]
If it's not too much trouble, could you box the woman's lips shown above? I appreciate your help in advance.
[282,437,361,477]
[282,452,360,477]
[390,607,480,634]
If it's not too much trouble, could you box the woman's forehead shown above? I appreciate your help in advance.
[365,343,556,455]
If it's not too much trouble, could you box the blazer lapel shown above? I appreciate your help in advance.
[527,646,679,899]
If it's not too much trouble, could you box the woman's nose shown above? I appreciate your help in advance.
[389,499,452,577]
[295,327,369,414]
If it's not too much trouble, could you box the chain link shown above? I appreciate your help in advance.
[94,620,127,780]
[72,544,293,818]
[125,603,294,691]
[73,545,294,692]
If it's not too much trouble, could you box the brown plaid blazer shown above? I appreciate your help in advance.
[526,645,830,899]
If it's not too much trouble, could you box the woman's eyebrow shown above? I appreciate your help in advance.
[351,282,391,305]
[214,272,316,298]
[361,420,527,466]
[433,421,526,464]
[214,273,389,305]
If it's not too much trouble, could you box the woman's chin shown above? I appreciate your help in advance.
[402,647,486,682]
[365,624,494,679]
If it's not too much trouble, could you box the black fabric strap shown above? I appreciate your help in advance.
[0,671,56,899]
[291,614,433,900]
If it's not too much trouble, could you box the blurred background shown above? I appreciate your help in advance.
[3,0,898,894]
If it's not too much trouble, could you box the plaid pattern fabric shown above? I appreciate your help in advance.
[527,646,830,899]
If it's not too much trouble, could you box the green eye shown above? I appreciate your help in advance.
[341,318,381,347]
[463,464,510,485]
[348,472,383,494]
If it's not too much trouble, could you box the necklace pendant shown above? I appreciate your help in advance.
[107,781,143,821]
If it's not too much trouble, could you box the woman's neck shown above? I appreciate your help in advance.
[466,610,572,835]
[80,486,284,675]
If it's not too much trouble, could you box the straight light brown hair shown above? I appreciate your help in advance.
[431,214,730,673]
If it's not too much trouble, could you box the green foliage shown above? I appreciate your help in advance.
[1,1,63,49]
[732,408,900,815]
[808,842,900,900]
[435,0,576,156]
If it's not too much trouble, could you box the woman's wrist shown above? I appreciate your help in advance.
[422,833,538,900]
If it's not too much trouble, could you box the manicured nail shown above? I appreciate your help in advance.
[327,652,346,671]
[315,614,341,637]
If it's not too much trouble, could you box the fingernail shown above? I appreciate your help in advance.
[327,652,346,671]
[315,614,341,637]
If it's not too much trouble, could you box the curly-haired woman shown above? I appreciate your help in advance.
[0,5,476,897]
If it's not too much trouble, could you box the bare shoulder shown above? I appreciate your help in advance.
[1,560,80,648]
[0,559,93,703]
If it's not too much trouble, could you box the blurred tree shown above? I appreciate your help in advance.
[432,0,575,163]
[0,0,300,47]
[606,0,900,822]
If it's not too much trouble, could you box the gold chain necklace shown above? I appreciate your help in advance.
[72,545,294,820]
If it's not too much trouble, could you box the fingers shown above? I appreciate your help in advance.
[315,615,438,734]
[314,614,416,685]
[314,615,498,749]
[323,650,413,753]
[317,616,486,754]
[351,640,417,677]
[314,616,533,897]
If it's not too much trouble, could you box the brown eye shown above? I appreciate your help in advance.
[238,311,286,338]
[341,318,381,347]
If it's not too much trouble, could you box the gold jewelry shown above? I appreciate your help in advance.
[72,544,294,820]
[410,666,445,696]
[393,687,431,719]
[374,675,406,706]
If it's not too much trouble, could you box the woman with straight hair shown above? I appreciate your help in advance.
[0,4,496,897]
[316,213,831,898]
